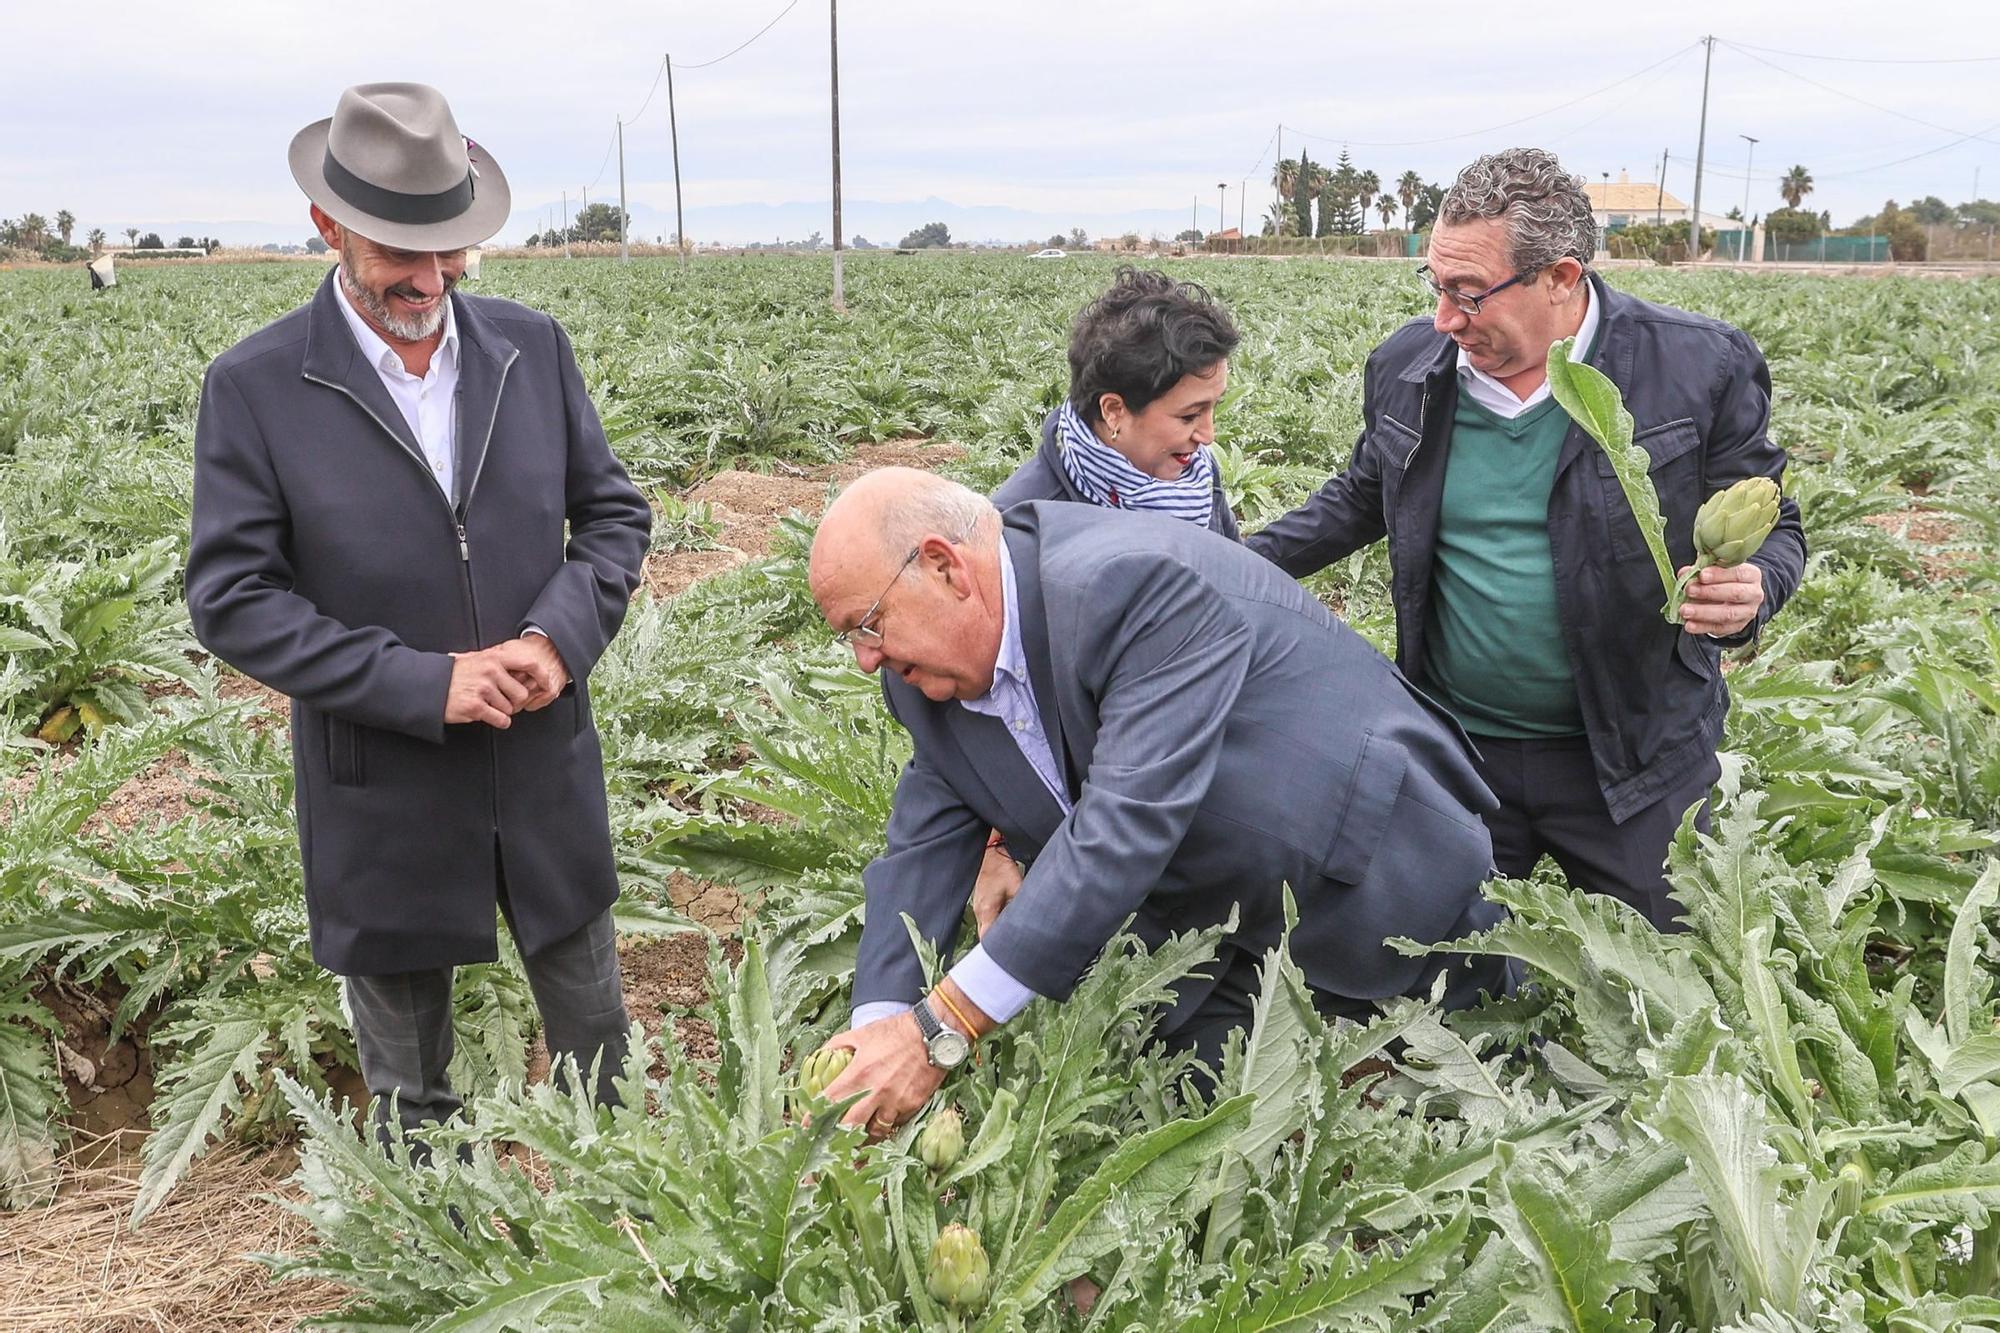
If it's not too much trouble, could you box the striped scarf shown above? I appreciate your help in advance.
[1052,402,1217,528]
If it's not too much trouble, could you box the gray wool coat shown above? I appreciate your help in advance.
[186,271,651,975]
[853,501,1501,1015]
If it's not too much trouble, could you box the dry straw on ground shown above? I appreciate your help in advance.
[0,1130,342,1332]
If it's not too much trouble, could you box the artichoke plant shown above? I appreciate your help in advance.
[1667,476,1781,623]
[927,1223,991,1310]
[791,1045,853,1115]
[915,1104,964,1174]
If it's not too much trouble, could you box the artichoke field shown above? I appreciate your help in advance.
[0,256,1996,1327]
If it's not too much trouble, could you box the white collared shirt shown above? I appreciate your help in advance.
[333,270,460,497]
[1456,280,1600,420]
[850,540,1051,1032]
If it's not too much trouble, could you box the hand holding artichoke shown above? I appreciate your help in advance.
[1668,476,1780,624]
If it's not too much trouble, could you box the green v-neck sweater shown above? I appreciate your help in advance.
[1420,390,1586,739]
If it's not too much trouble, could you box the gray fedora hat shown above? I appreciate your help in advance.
[289,83,510,252]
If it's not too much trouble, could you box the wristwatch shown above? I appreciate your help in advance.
[911,997,972,1071]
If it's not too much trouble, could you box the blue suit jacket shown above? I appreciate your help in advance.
[854,501,1498,1013]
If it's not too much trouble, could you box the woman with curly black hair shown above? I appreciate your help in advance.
[993,267,1242,537]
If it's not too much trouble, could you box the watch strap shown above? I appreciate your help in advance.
[912,996,945,1044]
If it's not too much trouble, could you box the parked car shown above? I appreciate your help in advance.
[1028,248,1066,260]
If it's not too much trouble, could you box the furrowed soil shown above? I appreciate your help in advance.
[0,438,959,1330]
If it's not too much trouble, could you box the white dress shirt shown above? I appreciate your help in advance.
[1455,280,1599,420]
[333,271,460,497]
[850,540,1054,1032]
[334,279,551,654]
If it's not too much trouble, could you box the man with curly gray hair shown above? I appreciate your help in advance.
[1250,147,1805,930]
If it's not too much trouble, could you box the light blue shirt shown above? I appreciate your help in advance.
[850,540,1057,1032]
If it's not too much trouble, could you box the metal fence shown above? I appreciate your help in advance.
[1710,229,1893,263]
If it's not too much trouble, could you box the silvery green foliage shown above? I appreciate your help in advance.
[1,257,1998,1325]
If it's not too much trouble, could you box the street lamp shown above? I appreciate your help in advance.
[1738,134,1759,263]
[1218,183,1228,237]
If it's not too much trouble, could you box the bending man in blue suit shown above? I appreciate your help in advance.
[809,468,1512,1135]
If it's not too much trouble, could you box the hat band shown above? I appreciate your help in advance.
[323,148,475,227]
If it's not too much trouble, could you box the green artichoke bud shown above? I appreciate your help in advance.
[927,1223,991,1310]
[799,1045,853,1101]
[916,1104,965,1173]
[1693,476,1780,568]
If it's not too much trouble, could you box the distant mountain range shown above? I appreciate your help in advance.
[119,193,1249,250]
[505,195,1237,247]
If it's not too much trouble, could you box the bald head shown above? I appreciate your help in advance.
[812,468,1007,702]
[810,467,999,599]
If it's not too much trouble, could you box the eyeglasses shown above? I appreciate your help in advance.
[1416,263,1540,316]
[833,547,921,648]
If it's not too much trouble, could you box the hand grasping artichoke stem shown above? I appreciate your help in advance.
[1544,340,1779,636]
[1668,477,1780,631]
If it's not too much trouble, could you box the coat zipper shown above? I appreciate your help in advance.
[306,347,519,840]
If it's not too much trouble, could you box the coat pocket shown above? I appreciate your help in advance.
[1596,419,1702,565]
[325,716,365,787]
[1322,732,1407,887]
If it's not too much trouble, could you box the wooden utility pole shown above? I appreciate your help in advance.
[1688,36,1713,263]
[1655,147,1668,226]
[1275,124,1283,233]
[562,190,570,257]
[667,55,688,267]
[617,116,629,263]
[829,0,846,312]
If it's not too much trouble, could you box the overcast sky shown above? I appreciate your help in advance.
[4,1,1997,243]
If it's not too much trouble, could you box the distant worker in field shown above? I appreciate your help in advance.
[185,83,652,1148]
[807,468,1512,1135]
[1248,147,1805,929]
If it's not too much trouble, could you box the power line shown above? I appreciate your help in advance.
[1544,43,1703,147]
[624,55,672,124]
[572,4,804,206]
[674,0,803,69]
[1724,38,2000,65]
[1718,40,2000,149]
[583,123,619,193]
[1241,123,1279,181]
[1283,41,1699,149]
[1669,119,2000,185]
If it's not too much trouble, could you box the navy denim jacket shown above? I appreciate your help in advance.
[1247,274,1805,823]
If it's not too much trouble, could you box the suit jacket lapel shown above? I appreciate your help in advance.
[300,269,425,464]
[944,706,1066,842]
[1003,519,1079,800]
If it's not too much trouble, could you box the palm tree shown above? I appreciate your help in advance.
[1271,158,1302,210]
[1398,170,1424,229]
[18,213,48,248]
[1780,165,1814,211]
[124,227,139,250]
[1376,193,1398,230]
[87,227,105,254]
[55,210,75,245]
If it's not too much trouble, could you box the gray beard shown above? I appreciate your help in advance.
[339,263,450,342]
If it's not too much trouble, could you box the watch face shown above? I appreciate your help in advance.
[931,1028,972,1069]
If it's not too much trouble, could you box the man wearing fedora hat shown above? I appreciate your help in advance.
[187,84,652,1143]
